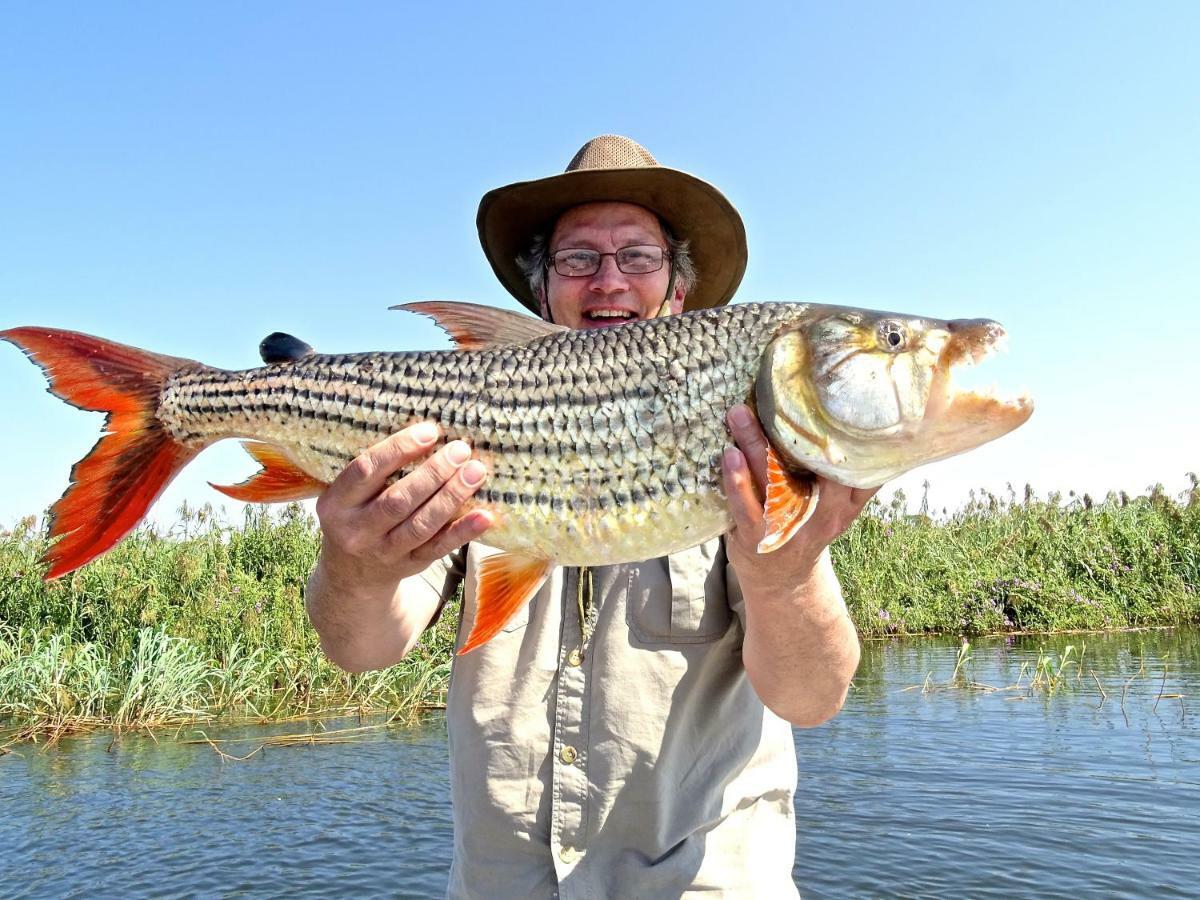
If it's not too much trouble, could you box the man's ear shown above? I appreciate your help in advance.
[537,286,552,322]
[670,283,686,315]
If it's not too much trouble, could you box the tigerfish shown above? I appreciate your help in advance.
[1,301,1031,652]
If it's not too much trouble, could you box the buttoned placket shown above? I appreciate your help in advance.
[550,566,594,893]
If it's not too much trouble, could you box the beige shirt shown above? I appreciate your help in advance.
[409,538,799,899]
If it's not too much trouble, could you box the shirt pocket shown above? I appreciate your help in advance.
[625,540,732,645]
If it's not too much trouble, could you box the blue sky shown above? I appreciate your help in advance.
[1,3,1196,529]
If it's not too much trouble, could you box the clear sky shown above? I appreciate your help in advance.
[1,3,1196,530]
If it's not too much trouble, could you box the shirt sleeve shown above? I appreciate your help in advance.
[720,536,748,633]
[400,543,469,631]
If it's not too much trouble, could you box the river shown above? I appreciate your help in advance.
[2,629,1197,898]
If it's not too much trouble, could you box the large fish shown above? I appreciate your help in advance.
[1,301,1031,651]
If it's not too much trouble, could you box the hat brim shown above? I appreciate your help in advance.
[477,167,747,313]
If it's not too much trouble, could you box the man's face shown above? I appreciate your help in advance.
[540,201,686,329]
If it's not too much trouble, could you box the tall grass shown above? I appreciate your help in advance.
[836,476,1200,636]
[0,503,456,741]
[1,478,1197,739]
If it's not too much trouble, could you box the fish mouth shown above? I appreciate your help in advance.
[928,318,1033,428]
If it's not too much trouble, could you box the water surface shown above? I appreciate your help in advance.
[2,629,1196,898]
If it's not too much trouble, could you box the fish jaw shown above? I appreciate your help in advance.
[758,310,1033,488]
[912,318,1034,472]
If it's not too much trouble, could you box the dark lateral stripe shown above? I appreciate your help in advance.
[208,375,661,414]
[179,376,676,439]
[180,351,727,412]
[475,483,657,513]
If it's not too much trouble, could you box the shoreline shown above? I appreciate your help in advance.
[2,484,1196,744]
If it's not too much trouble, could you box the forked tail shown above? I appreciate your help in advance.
[1,327,207,578]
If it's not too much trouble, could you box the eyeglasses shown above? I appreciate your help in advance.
[549,245,669,277]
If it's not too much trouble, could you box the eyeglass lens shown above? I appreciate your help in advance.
[552,245,665,277]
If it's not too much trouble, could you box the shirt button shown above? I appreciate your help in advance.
[560,745,578,764]
[567,648,583,667]
[560,846,579,864]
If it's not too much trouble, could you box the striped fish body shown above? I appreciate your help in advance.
[3,299,1029,650]
[161,302,809,567]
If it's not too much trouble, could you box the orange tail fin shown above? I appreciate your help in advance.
[1,327,206,579]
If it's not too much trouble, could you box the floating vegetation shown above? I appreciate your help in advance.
[182,716,413,761]
[909,638,1188,723]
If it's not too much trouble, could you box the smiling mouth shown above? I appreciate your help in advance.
[582,309,638,325]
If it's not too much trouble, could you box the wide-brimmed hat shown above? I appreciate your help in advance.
[477,135,747,313]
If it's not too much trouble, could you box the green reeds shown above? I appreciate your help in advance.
[0,477,1197,740]
[838,475,1200,637]
[0,502,457,743]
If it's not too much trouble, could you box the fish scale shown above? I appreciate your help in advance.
[159,303,807,565]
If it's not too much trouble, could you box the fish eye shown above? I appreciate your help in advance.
[878,320,907,352]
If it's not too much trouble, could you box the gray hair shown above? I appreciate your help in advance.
[516,219,698,305]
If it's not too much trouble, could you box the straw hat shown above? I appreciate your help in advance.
[477,135,747,313]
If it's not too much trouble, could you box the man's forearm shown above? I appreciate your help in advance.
[739,550,861,728]
[305,558,434,673]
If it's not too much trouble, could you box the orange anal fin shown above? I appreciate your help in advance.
[210,442,328,503]
[757,447,819,554]
[458,553,553,655]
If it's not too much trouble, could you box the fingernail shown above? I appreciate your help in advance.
[730,406,752,429]
[461,460,487,486]
[411,422,438,445]
[445,440,471,465]
[723,447,743,471]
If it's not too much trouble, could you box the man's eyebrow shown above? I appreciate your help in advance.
[556,229,660,244]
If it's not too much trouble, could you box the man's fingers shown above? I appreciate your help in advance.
[363,440,474,534]
[722,447,764,537]
[727,405,770,495]
[387,457,488,550]
[409,508,496,565]
[327,422,442,508]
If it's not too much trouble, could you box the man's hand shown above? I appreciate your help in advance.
[314,422,494,593]
[720,404,874,727]
[722,405,877,579]
[306,421,493,672]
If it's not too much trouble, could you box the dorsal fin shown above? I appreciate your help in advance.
[259,332,314,364]
[391,300,568,350]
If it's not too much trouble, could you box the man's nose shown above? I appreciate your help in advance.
[588,255,629,293]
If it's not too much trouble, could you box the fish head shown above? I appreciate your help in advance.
[756,306,1033,487]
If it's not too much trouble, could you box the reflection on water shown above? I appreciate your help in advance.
[2,630,1197,898]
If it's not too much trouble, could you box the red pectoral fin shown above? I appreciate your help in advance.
[458,552,553,655]
[757,447,819,554]
[210,442,328,503]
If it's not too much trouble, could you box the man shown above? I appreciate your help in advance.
[305,136,875,897]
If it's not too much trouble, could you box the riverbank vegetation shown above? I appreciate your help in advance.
[1,478,1196,741]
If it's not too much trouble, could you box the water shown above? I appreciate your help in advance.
[2,630,1197,898]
